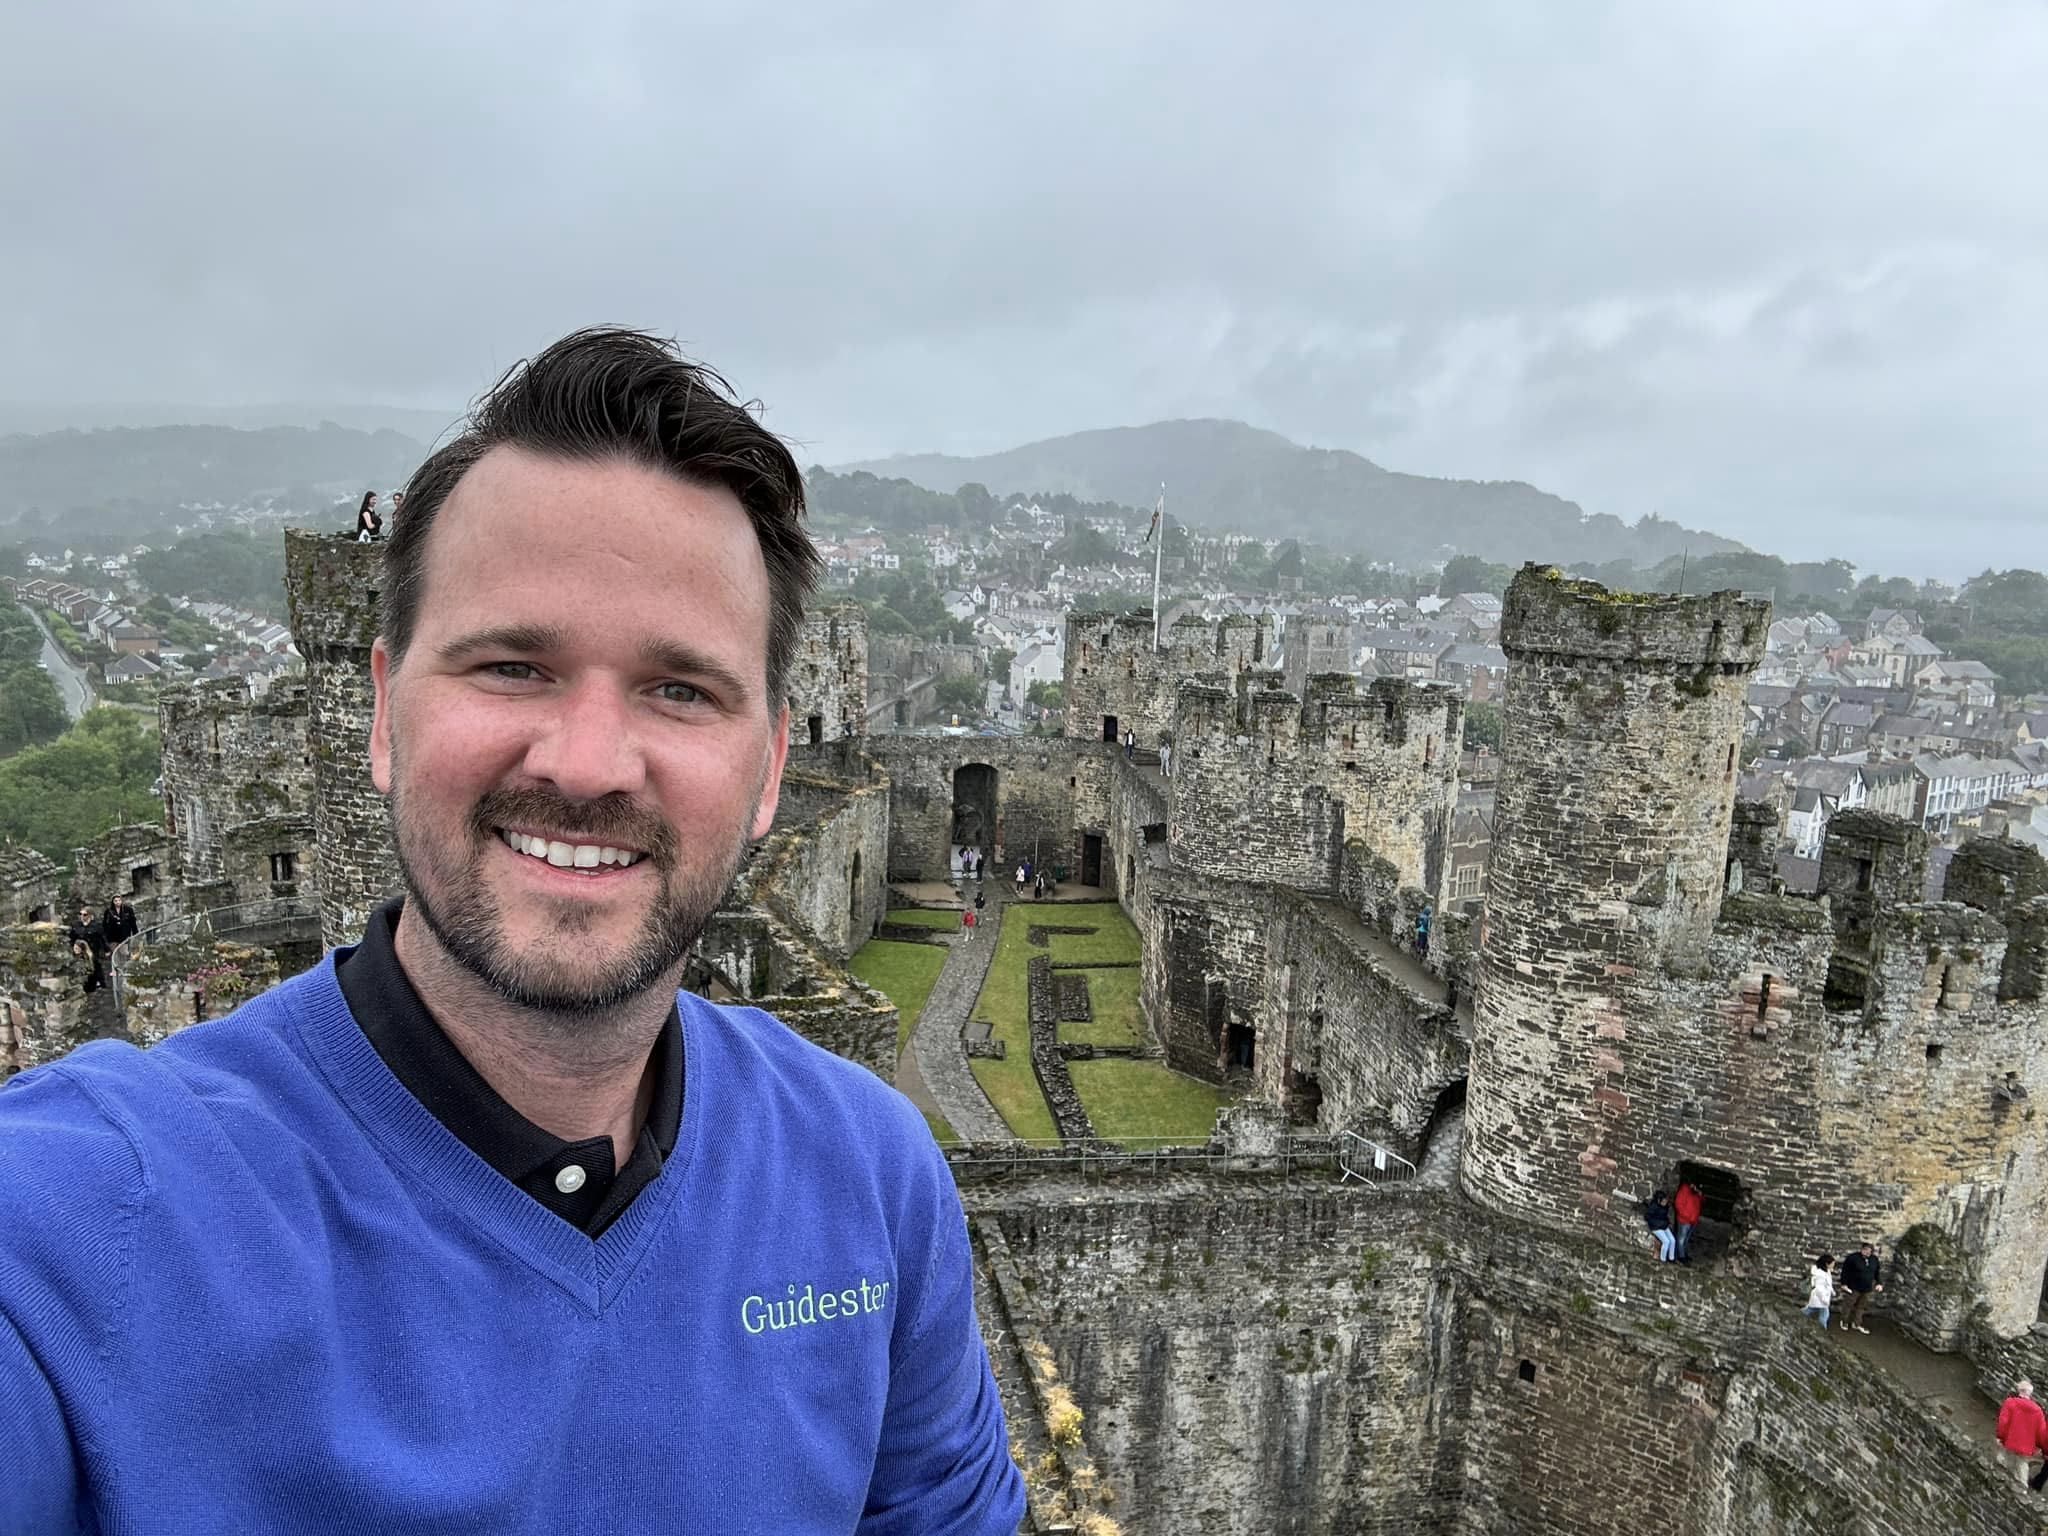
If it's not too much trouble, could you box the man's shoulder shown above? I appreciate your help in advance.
[681,991,928,1151]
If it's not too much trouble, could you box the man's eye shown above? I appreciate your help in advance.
[658,682,705,705]
[487,662,539,681]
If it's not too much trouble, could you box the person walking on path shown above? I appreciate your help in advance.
[1015,860,1027,896]
[1802,1253,1836,1329]
[1838,1242,1883,1333]
[1644,1190,1677,1263]
[101,893,140,951]
[1997,1380,2047,1487]
[961,907,977,943]
[1122,727,1134,760]
[1672,1179,1702,1264]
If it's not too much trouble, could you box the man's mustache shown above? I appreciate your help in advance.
[467,787,677,865]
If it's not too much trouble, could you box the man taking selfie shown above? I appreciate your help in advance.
[0,329,1023,1534]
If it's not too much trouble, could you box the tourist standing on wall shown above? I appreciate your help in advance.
[1837,1242,1883,1333]
[354,490,383,542]
[1671,1179,1702,1264]
[1644,1190,1677,1263]
[1801,1253,1836,1328]
[1997,1380,2047,1487]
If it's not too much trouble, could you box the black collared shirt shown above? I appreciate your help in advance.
[335,899,682,1238]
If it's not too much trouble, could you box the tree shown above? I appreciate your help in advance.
[0,707,160,867]
[933,676,984,715]
[1462,701,1503,751]
[1026,680,1065,711]
[988,647,1015,686]
[1438,555,1514,597]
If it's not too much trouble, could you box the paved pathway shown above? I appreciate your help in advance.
[907,883,1012,1142]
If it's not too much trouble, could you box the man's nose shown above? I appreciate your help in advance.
[521,678,649,801]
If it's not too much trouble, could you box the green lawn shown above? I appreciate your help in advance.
[967,906,1057,1140]
[1039,903,1142,966]
[1057,967,1143,1048]
[883,907,961,930]
[920,1106,959,1146]
[849,939,948,1055]
[1070,1060,1234,1145]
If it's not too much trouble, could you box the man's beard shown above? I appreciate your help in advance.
[388,776,756,1020]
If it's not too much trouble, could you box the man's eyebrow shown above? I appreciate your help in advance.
[434,623,566,662]
[639,639,755,708]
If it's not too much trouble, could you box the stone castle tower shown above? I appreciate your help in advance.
[285,532,399,950]
[1461,566,1769,1231]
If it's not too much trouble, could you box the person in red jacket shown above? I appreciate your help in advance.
[1996,1378,2046,1486]
[1672,1180,1703,1264]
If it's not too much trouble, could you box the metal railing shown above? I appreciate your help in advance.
[1338,1131,1419,1188]
[108,895,321,1004]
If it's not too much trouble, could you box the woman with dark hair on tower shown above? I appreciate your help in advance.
[355,491,383,542]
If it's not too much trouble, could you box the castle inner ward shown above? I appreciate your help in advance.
[7,538,2048,1533]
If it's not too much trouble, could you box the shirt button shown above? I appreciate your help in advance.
[555,1165,587,1194]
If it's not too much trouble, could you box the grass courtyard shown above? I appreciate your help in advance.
[848,936,948,1055]
[967,900,1233,1143]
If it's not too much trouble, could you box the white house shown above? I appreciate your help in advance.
[1007,640,1065,712]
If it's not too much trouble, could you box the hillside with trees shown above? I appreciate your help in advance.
[0,423,426,536]
[844,418,1744,569]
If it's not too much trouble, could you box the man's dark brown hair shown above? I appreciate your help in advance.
[382,327,820,704]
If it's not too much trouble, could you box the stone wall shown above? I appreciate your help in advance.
[120,937,283,1047]
[1260,895,1466,1147]
[0,844,61,925]
[783,605,868,744]
[864,735,1095,881]
[748,748,890,959]
[978,1179,2047,1536]
[158,675,312,890]
[68,824,181,928]
[285,531,397,950]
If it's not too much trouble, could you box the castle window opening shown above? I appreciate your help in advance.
[1227,1019,1256,1071]
[1857,856,1875,893]
[130,864,158,899]
[1757,974,1773,1019]
[848,851,862,920]
[807,715,823,746]
[1517,1360,1538,1384]
[269,851,296,884]
[1424,736,1435,766]
[29,904,50,923]
[1674,1160,1750,1257]
[1101,714,1119,744]
[1726,743,1736,777]
[1124,853,1134,892]
[1926,1042,1944,1063]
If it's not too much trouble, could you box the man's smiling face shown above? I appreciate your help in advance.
[369,445,788,1014]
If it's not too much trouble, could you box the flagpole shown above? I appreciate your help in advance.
[1151,483,1166,651]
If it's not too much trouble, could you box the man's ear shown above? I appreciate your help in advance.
[751,704,791,840]
[369,638,396,794]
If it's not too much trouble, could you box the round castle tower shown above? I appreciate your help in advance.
[1460,566,1768,1232]
[285,531,401,950]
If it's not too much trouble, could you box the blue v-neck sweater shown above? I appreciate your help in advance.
[0,959,1022,1534]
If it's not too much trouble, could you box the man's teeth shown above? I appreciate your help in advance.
[498,830,645,869]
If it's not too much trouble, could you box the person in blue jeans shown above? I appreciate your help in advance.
[1644,1190,1677,1262]
[1803,1253,1836,1328]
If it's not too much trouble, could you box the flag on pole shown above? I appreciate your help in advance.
[1144,491,1162,545]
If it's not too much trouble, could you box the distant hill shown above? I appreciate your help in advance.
[0,423,430,532]
[0,401,460,440]
[845,419,1745,569]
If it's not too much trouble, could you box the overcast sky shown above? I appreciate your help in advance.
[2,1,2042,578]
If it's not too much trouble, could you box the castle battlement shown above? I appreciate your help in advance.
[1501,562,1770,668]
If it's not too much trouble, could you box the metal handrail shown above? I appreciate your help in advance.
[108,894,321,1003]
[1338,1130,1419,1187]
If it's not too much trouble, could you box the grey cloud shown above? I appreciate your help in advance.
[0,0,2042,578]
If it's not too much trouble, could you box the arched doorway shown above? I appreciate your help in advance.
[951,763,998,875]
